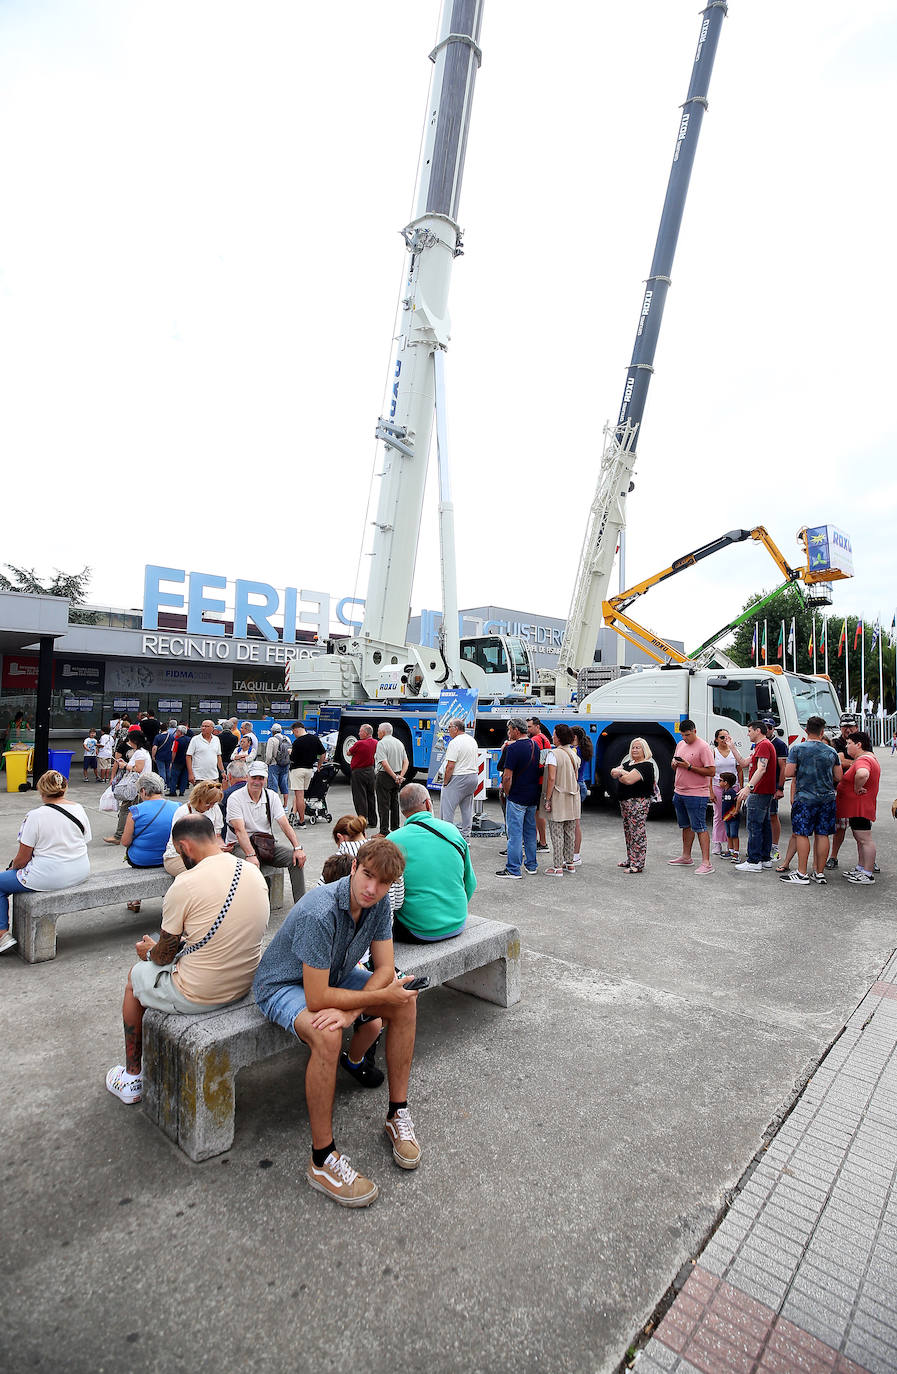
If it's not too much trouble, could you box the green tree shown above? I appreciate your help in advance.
[0,564,98,624]
[723,587,896,713]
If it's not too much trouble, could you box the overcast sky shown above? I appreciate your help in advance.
[1,0,894,652]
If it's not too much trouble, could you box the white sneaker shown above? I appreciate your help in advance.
[734,861,762,873]
[105,1065,142,1104]
[0,931,17,955]
[572,854,582,865]
[760,861,774,869]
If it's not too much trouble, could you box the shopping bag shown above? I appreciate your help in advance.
[99,785,118,813]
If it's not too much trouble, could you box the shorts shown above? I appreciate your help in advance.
[725,817,741,839]
[255,964,372,1038]
[289,766,314,792]
[790,797,836,837]
[673,792,709,833]
[129,959,235,1016]
[847,816,872,832]
[769,797,778,815]
[83,756,97,770]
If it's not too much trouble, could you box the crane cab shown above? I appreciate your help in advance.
[459,635,534,699]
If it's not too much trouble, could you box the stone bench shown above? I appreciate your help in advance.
[12,864,287,963]
[141,914,521,1161]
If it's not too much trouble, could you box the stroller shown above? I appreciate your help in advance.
[301,761,338,825]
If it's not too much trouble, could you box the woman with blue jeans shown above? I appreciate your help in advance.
[0,770,91,955]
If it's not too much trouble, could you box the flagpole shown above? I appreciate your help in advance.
[845,622,850,711]
[764,618,768,666]
[824,618,829,677]
[791,616,797,673]
[812,612,817,674]
[861,621,865,725]
[878,621,884,726]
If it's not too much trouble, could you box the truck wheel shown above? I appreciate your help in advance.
[335,730,358,781]
[648,739,674,811]
[392,721,417,783]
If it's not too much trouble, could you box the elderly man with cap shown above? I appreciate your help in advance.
[265,724,292,808]
[224,761,307,903]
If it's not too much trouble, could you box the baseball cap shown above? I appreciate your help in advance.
[270,724,282,734]
[762,717,777,728]
[248,762,268,777]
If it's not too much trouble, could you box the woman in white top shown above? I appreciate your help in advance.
[163,780,226,877]
[710,728,747,856]
[0,770,92,954]
[105,732,153,845]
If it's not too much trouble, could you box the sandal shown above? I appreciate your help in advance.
[617,860,631,868]
[626,867,644,874]
[775,864,790,874]
[127,900,142,913]
[103,836,121,845]
[544,867,564,877]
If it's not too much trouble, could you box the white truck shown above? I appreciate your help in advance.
[572,664,843,800]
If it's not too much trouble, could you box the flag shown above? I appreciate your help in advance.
[776,623,784,660]
[870,621,880,653]
[838,620,846,658]
[854,619,863,650]
[762,622,768,664]
[808,623,815,655]
[750,624,758,661]
[892,614,896,631]
[787,618,795,657]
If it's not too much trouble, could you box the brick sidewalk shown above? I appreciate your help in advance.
[637,951,897,1374]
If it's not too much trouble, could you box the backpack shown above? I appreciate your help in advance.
[276,734,291,768]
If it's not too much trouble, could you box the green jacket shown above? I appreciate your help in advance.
[391,810,476,940]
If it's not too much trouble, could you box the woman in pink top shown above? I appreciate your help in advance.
[835,732,881,883]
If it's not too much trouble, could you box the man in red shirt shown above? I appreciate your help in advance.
[348,724,378,830]
[734,720,778,873]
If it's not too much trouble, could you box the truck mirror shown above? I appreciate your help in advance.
[707,676,731,688]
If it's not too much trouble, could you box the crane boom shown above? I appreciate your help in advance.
[362,0,484,652]
[550,1,728,699]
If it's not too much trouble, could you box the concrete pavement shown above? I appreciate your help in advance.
[0,761,895,1373]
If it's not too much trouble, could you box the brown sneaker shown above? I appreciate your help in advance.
[384,1107,422,1170]
[306,1151,379,1207]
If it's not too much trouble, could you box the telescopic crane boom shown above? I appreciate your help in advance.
[548,1,728,702]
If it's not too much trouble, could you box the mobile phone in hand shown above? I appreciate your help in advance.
[403,976,430,992]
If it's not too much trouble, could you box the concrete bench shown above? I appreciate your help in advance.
[11,864,286,963]
[141,914,521,1161]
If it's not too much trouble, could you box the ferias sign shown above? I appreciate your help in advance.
[142,566,365,642]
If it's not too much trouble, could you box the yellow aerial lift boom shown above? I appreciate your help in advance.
[602,526,850,668]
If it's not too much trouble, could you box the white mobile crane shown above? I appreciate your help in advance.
[287,0,534,710]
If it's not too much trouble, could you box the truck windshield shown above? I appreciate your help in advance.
[784,675,841,728]
[460,637,508,674]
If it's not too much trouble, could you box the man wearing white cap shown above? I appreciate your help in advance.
[225,762,307,903]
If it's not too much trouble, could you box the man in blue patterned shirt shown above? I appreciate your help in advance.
[254,837,421,1207]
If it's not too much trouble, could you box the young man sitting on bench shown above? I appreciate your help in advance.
[253,837,421,1209]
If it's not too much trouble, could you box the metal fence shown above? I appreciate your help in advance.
[861,712,897,748]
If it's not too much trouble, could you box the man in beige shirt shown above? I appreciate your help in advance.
[374,722,408,837]
[105,812,270,1105]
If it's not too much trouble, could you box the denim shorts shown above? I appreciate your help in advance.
[791,797,836,837]
[673,792,709,833]
[724,818,741,839]
[256,964,371,1038]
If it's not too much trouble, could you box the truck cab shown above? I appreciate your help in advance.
[458,635,534,698]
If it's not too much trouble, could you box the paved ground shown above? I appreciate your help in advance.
[0,761,895,1374]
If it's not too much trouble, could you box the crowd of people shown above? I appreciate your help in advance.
[0,704,889,1207]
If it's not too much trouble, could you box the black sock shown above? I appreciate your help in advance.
[387,1101,407,1120]
[312,1141,335,1167]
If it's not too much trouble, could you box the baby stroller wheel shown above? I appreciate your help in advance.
[323,811,331,823]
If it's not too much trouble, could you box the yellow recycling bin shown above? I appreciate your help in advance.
[4,751,30,792]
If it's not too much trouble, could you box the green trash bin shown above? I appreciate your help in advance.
[4,751,29,793]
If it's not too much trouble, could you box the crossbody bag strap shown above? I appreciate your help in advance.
[134,800,167,841]
[174,859,244,962]
[43,803,86,835]
[406,818,466,859]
